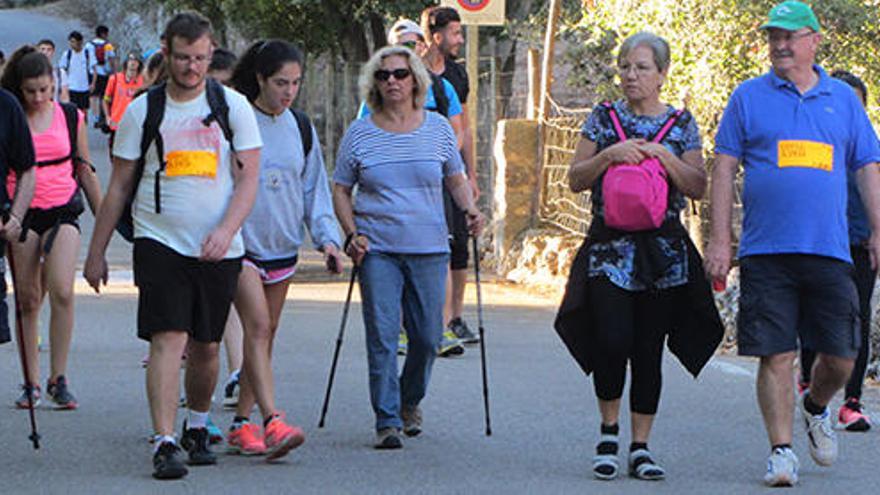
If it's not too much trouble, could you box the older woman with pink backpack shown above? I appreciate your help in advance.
[555,31,723,481]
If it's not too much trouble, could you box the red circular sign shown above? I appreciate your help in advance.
[456,0,490,12]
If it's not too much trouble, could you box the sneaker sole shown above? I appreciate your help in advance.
[765,476,796,487]
[842,418,871,432]
[266,431,305,461]
[15,400,41,409]
[438,347,465,357]
[186,455,217,466]
[403,427,421,437]
[153,466,188,480]
[222,399,238,409]
[226,445,266,456]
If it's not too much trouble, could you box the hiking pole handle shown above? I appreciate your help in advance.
[318,266,358,428]
[471,236,492,436]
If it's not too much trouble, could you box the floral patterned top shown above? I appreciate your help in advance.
[581,99,702,291]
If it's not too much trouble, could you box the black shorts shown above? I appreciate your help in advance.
[23,205,81,237]
[134,238,242,343]
[91,74,109,97]
[737,254,860,358]
[69,90,89,111]
[443,187,469,270]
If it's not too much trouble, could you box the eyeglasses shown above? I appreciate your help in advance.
[374,68,412,82]
[399,40,419,50]
[766,29,814,45]
[617,64,655,77]
[170,52,211,66]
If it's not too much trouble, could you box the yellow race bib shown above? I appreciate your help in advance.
[777,140,833,172]
[165,150,218,178]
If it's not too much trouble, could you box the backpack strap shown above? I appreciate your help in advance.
[651,109,685,143]
[141,84,167,214]
[429,73,449,118]
[35,103,78,167]
[63,49,71,71]
[603,101,628,142]
[288,108,313,158]
[203,78,241,169]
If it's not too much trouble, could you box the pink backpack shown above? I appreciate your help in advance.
[601,103,683,231]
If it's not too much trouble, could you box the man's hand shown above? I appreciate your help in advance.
[83,251,108,293]
[466,209,485,236]
[201,226,234,262]
[704,237,732,282]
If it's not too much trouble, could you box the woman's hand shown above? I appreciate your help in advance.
[323,243,344,274]
[0,214,22,243]
[604,139,649,165]
[466,209,485,236]
[345,234,370,266]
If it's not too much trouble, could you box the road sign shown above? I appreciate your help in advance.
[440,0,505,26]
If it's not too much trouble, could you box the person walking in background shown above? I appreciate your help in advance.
[88,25,116,128]
[1,45,103,411]
[333,45,484,449]
[556,31,722,482]
[706,1,880,487]
[797,70,877,432]
[102,52,143,147]
[59,31,95,118]
[36,39,69,103]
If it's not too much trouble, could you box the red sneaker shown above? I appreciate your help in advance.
[226,423,266,455]
[838,398,871,432]
[264,414,305,461]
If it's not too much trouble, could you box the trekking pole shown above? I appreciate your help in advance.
[471,236,492,436]
[6,242,41,449]
[318,265,359,428]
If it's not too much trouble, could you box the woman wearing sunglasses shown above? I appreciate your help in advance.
[333,45,484,449]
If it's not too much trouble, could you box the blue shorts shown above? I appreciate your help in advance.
[737,254,860,358]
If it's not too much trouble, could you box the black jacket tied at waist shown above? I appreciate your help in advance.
[554,219,724,378]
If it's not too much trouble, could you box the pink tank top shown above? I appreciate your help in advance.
[6,101,80,210]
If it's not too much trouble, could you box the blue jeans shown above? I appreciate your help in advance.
[359,252,448,431]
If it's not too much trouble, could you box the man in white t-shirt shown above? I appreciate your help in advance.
[37,39,69,103]
[59,31,95,115]
[84,11,261,480]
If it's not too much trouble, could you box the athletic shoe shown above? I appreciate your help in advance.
[15,385,41,409]
[46,375,78,410]
[226,422,266,456]
[764,446,798,487]
[448,317,479,344]
[438,330,465,357]
[374,427,402,449]
[838,398,871,432]
[153,441,188,480]
[401,405,422,437]
[264,415,305,461]
[800,394,837,466]
[206,417,224,444]
[180,422,217,465]
[398,332,408,356]
[222,371,240,409]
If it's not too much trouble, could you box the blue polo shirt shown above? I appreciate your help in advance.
[715,66,880,262]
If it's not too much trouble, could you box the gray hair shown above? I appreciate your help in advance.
[618,31,671,73]
[360,45,432,113]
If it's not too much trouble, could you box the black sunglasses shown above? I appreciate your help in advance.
[374,68,412,82]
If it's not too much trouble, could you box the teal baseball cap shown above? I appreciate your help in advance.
[760,1,821,32]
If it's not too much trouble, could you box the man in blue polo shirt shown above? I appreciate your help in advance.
[706,1,880,487]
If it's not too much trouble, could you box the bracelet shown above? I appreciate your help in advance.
[344,232,357,252]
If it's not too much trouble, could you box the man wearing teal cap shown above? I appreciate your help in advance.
[708,0,880,487]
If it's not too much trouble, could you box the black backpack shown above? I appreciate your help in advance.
[115,78,314,242]
[429,73,450,118]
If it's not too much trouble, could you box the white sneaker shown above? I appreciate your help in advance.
[800,395,838,466]
[764,447,799,487]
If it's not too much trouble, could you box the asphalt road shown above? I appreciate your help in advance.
[0,6,878,495]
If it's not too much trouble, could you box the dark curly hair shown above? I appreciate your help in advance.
[229,39,303,103]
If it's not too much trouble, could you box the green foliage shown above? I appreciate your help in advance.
[562,0,880,145]
[165,0,434,61]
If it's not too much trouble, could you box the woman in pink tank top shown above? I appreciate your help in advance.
[0,46,102,410]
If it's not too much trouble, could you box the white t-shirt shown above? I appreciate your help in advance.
[113,85,262,258]
[61,46,96,92]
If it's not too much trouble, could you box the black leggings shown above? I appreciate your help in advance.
[588,276,676,415]
[800,245,875,399]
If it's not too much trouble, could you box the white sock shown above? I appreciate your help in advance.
[188,409,210,429]
[153,435,176,453]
